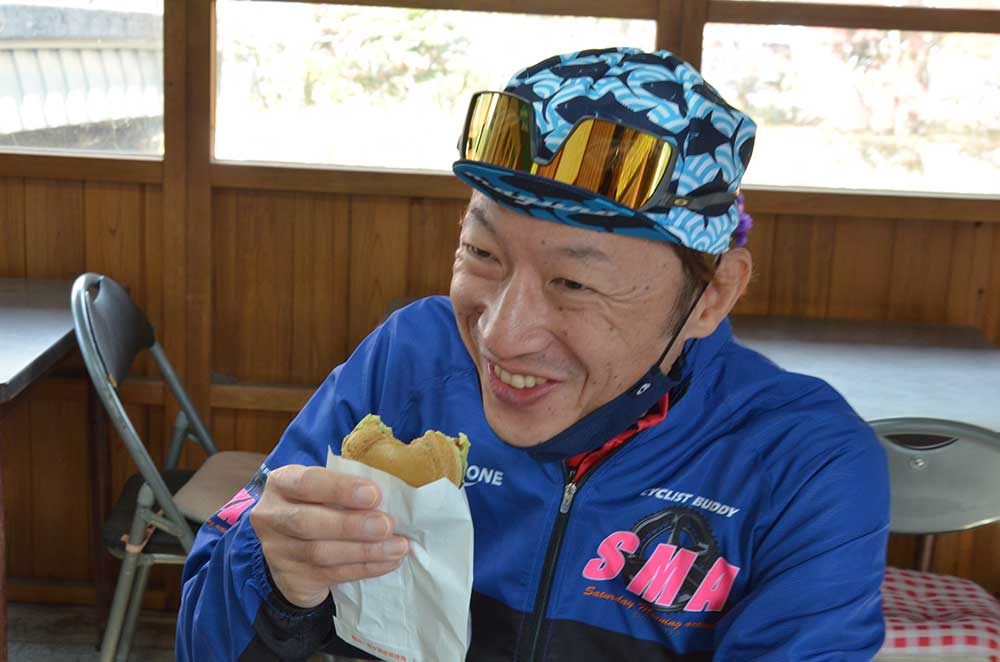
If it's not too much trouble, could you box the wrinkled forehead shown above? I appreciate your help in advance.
[463,192,681,272]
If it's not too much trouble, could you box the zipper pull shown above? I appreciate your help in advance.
[559,482,578,514]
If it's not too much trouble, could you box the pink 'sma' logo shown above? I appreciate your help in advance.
[582,528,740,613]
[215,488,255,526]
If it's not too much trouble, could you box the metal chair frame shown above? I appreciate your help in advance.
[871,416,1000,572]
[71,272,220,662]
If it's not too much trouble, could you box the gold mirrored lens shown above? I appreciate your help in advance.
[533,119,672,208]
[464,93,534,171]
[463,93,673,209]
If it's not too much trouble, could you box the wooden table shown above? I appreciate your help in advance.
[0,279,76,403]
[731,315,1000,432]
[0,277,115,659]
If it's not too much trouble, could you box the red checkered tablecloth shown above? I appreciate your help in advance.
[881,566,1000,660]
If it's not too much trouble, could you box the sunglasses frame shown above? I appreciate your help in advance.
[458,90,737,214]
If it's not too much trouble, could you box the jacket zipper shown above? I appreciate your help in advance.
[521,442,632,662]
[522,464,577,662]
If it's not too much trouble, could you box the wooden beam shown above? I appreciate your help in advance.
[16,376,164,406]
[118,378,165,406]
[211,162,998,223]
[185,0,214,437]
[708,1,1000,34]
[262,0,658,19]
[656,0,685,54]
[211,162,470,200]
[0,153,161,184]
[210,383,316,413]
[14,377,317,416]
[743,187,1000,224]
[680,0,709,69]
[162,0,188,467]
[16,377,317,416]
[7,578,169,610]
[248,0,1000,32]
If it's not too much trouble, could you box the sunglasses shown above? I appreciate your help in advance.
[457,91,737,214]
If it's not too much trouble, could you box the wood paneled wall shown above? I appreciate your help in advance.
[3,173,1000,609]
[739,214,1000,332]
[1,0,1000,614]
[211,190,464,386]
[0,175,178,605]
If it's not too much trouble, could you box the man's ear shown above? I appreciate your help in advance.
[686,248,752,339]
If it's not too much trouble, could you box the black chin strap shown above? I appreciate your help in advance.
[649,279,708,389]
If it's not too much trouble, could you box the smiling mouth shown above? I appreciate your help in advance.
[491,362,549,389]
[483,360,560,407]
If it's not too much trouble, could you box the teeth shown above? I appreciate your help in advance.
[492,364,548,389]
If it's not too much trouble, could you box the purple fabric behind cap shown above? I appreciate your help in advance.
[733,194,752,247]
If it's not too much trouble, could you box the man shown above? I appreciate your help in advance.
[177,47,889,661]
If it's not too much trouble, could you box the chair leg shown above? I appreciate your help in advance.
[99,551,140,662]
[113,560,152,662]
[101,483,154,662]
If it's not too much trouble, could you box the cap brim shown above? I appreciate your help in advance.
[452,161,680,245]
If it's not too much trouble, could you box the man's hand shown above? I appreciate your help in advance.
[250,465,409,608]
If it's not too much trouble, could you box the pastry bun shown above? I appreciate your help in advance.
[341,414,471,488]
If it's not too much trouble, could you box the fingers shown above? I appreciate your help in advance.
[272,504,395,543]
[326,560,405,583]
[270,535,410,567]
[256,464,411,605]
[268,465,380,509]
[279,558,406,586]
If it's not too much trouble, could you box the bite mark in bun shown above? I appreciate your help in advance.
[341,414,471,488]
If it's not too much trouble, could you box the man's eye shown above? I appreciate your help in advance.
[554,278,589,292]
[463,243,494,260]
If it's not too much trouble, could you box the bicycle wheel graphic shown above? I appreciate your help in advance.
[622,506,719,612]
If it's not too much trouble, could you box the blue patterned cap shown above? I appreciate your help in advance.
[453,47,756,255]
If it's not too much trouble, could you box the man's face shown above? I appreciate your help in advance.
[449,194,689,447]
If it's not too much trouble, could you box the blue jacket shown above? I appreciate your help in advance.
[177,296,889,661]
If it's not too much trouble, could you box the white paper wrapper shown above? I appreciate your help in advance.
[326,449,474,662]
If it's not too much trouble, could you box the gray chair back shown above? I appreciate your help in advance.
[71,273,218,550]
[83,275,155,388]
[872,417,1000,535]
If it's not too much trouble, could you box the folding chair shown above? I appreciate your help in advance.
[71,273,265,662]
[872,417,1000,662]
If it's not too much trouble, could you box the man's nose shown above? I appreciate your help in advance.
[478,273,549,359]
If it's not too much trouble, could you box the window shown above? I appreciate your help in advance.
[214,1,656,171]
[0,0,163,156]
[701,24,1000,195]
